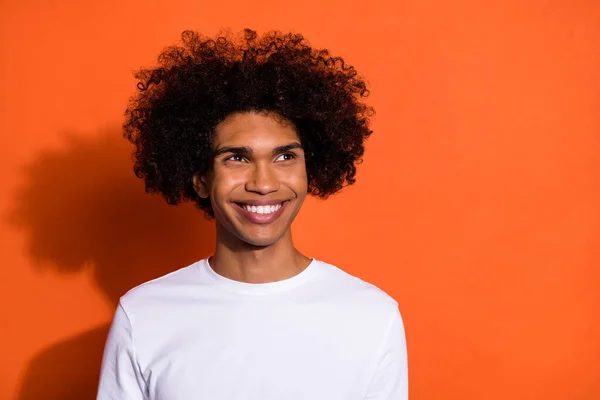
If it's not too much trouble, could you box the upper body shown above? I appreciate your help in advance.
[97,258,407,400]
[97,28,408,399]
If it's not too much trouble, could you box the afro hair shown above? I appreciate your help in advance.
[124,28,374,217]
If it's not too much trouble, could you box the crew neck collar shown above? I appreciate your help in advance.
[198,257,321,295]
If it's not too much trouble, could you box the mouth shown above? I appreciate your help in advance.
[235,202,285,215]
[233,201,289,224]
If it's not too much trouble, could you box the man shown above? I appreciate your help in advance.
[97,28,408,400]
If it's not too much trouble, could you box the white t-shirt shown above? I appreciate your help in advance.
[97,258,408,400]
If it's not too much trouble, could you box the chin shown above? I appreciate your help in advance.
[237,228,287,248]
[215,205,294,248]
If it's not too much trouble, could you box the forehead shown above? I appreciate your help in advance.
[213,111,299,147]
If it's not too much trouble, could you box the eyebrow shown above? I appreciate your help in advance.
[212,142,303,158]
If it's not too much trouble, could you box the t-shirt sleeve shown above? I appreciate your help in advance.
[97,302,147,400]
[365,306,409,400]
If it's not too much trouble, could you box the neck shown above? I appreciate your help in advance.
[210,223,311,284]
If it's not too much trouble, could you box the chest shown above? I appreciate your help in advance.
[138,302,376,400]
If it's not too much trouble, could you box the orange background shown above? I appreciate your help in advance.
[1,0,599,399]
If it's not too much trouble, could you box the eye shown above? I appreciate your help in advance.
[226,154,247,162]
[275,153,296,162]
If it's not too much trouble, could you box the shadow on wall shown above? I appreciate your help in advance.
[11,127,215,400]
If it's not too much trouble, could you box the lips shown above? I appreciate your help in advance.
[239,202,282,215]
[233,200,289,224]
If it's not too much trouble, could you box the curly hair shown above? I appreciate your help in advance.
[124,29,374,217]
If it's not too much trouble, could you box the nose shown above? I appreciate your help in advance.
[245,163,279,194]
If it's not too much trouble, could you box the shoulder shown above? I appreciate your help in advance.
[118,260,203,313]
[316,259,400,314]
[315,259,405,351]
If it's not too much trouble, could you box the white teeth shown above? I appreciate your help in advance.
[243,203,282,214]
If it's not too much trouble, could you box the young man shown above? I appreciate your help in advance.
[97,29,408,399]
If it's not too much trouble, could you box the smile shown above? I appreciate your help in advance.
[233,201,289,224]
[239,203,282,215]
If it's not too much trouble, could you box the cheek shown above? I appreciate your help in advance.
[210,170,245,198]
[284,165,308,193]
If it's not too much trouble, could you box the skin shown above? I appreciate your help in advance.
[193,111,312,284]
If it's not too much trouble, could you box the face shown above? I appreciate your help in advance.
[193,111,308,247]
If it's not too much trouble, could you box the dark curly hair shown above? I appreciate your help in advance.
[124,29,374,217]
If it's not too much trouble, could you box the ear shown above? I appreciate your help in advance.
[192,171,210,199]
